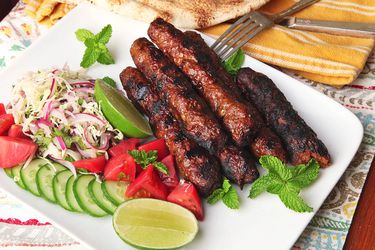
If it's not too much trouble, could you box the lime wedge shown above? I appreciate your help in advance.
[94,79,152,138]
[113,198,199,250]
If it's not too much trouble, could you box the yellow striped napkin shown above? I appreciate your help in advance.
[202,0,375,87]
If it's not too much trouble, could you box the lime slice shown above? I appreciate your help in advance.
[113,198,199,250]
[94,79,152,138]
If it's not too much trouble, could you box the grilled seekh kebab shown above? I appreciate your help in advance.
[184,30,287,162]
[120,67,221,196]
[236,68,331,167]
[148,18,263,147]
[129,39,258,186]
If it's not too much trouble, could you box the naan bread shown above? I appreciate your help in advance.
[64,0,269,28]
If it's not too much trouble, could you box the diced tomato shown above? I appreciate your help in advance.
[0,136,37,168]
[126,165,168,200]
[108,138,140,157]
[8,125,28,139]
[167,181,204,220]
[73,155,106,173]
[138,139,169,161]
[0,114,15,135]
[104,153,136,182]
[158,155,179,191]
[0,104,6,115]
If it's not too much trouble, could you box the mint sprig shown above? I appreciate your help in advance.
[222,49,245,75]
[249,156,320,213]
[207,178,240,209]
[102,76,116,87]
[75,24,114,68]
[128,149,169,175]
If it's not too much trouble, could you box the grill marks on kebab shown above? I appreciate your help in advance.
[236,68,331,167]
[120,67,222,196]
[129,40,258,187]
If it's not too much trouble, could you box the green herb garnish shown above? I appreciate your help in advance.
[128,149,169,175]
[102,76,117,87]
[222,49,245,75]
[207,178,240,209]
[249,156,320,213]
[75,24,115,68]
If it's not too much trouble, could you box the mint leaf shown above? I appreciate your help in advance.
[97,48,115,65]
[223,49,245,75]
[207,178,240,209]
[259,155,292,181]
[248,175,274,198]
[128,149,168,175]
[102,76,116,87]
[278,189,313,213]
[75,29,94,42]
[80,46,101,68]
[153,162,169,175]
[249,156,320,213]
[207,188,224,204]
[222,186,240,209]
[95,24,112,44]
[289,159,320,188]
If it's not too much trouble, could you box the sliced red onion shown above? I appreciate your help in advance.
[76,146,97,159]
[50,109,68,124]
[70,81,94,88]
[48,78,56,99]
[72,113,105,126]
[55,136,66,151]
[29,122,39,134]
[52,69,59,75]
[72,87,94,94]
[99,133,111,150]
[36,119,52,136]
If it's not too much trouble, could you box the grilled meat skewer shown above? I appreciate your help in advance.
[148,18,263,147]
[120,67,222,196]
[184,30,287,162]
[130,37,226,154]
[236,68,331,167]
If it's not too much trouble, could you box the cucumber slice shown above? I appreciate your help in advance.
[4,168,13,178]
[73,175,108,217]
[66,175,85,213]
[11,165,26,189]
[89,179,117,214]
[53,170,73,211]
[36,162,66,203]
[102,181,129,206]
[20,158,49,196]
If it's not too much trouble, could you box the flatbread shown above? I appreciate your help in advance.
[63,0,269,28]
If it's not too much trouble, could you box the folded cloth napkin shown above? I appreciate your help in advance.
[23,0,74,26]
[202,0,375,87]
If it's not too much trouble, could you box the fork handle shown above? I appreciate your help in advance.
[287,17,375,38]
[272,0,320,23]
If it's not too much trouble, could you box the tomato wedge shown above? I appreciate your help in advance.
[167,181,204,220]
[158,155,179,191]
[125,165,168,200]
[138,139,169,161]
[0,104,6,116]
[104,153,136,182]
[73,155,106,173]
[0,136,37,168]
[108,138,140,157]
[8,125,28,139]
[0,114,15,135]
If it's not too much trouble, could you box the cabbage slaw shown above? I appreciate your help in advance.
[9,68,123,172]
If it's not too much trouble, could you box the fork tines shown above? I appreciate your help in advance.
[211,12,273,61]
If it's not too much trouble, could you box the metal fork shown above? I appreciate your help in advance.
[211,0,320,61]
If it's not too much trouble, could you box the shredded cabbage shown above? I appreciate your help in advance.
[9,68,123,166]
